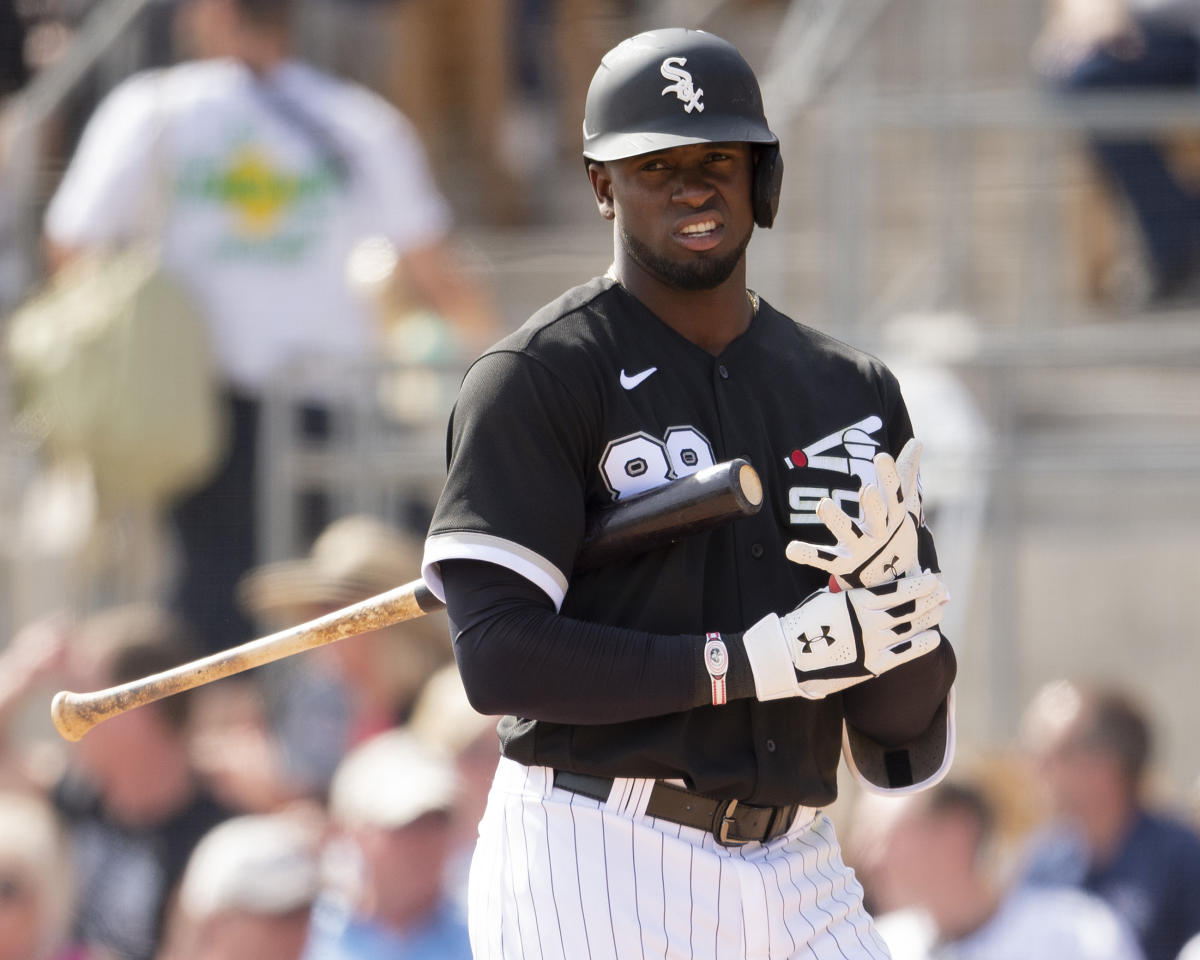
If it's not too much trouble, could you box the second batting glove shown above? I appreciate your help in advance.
[785,438,924,588]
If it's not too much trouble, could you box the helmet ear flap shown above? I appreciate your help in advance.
[753,144,784,228]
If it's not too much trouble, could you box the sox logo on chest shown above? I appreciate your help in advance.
[784,415,884,526]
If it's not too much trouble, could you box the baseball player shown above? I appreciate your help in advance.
[422,28,957,960]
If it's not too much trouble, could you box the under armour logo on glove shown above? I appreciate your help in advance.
[796,629,834,654]
[786,438,925,589]
[741,573,949,701]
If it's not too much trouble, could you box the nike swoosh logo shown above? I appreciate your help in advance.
[620,366,658,390]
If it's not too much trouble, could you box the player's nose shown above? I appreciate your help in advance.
[671,168,717,207]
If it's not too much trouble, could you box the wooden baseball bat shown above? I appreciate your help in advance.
[51,459,763,741]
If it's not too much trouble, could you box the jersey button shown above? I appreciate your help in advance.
[718,364,730,380]
[766,739,777,753]
[751,543,764,559]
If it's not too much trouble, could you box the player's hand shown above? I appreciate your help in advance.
[741,573,948,701]
[785,438,923,589]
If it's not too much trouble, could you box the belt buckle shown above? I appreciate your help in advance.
[715,798,751,847]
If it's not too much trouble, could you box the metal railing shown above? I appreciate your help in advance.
[255,355,462,563]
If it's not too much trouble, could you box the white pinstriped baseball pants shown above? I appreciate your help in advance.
[468,757,891,960]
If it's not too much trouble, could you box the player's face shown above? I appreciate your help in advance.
[591,142,756,291]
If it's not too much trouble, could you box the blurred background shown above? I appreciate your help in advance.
[0,0,1199,957]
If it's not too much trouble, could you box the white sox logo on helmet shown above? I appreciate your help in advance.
[660,57,705,113]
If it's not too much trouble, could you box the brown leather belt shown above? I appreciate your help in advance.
[552,770,800,847]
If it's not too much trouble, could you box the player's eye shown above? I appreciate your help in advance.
[639,158,670,172]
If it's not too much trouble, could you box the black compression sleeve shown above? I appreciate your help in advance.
[440,559,756,724]
[841,633,957,746]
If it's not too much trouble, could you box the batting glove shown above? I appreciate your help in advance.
[742,572,948,701]
[785,438,924,589]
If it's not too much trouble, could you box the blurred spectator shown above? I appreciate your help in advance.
[190,514,453,813]
[267,0,627,224]
[1019,679,1200,960]
[0,790,89,960]
[507,0,628,167]
[0,0,30,312]
[1,605,235,960]
[160,811,323,960]
[408,661,499,912]
[382,0,524,224]
[0,35,23,98]
[0,615,72,787]
[859,780,1143,960]
[238,514,453,738]
[303,728,471,959]
[0,0,27,98]
[1037,0,1200,304]
[41,0,498,653]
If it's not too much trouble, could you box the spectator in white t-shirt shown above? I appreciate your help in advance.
[858,780,1144,960]
[42,0,498,651]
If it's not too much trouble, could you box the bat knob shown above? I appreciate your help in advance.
[737,462,763,509]
[51,691,88,742]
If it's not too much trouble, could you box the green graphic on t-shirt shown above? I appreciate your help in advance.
[176,145,341,261]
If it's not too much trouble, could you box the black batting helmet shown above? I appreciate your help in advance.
[582,28,783,228]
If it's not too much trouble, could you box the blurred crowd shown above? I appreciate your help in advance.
[0,0,1198,957]
[0,514,500,959]
[848,679,1200,960]
[2,585,1200,959]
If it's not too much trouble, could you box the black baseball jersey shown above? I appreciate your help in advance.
[424,276,946,806]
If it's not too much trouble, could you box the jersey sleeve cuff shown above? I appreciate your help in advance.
[422,532,570,611]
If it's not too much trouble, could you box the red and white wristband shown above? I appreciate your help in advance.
[704,632,729,706]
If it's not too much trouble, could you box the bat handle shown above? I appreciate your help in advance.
[50,578,442,741]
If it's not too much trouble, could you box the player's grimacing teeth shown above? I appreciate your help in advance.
[672,213,725,252]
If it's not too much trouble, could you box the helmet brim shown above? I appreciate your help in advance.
[583,124,778,163]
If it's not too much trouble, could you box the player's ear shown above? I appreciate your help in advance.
[587,160,615,221]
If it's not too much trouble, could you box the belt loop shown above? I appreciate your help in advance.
[764,803,794,841]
